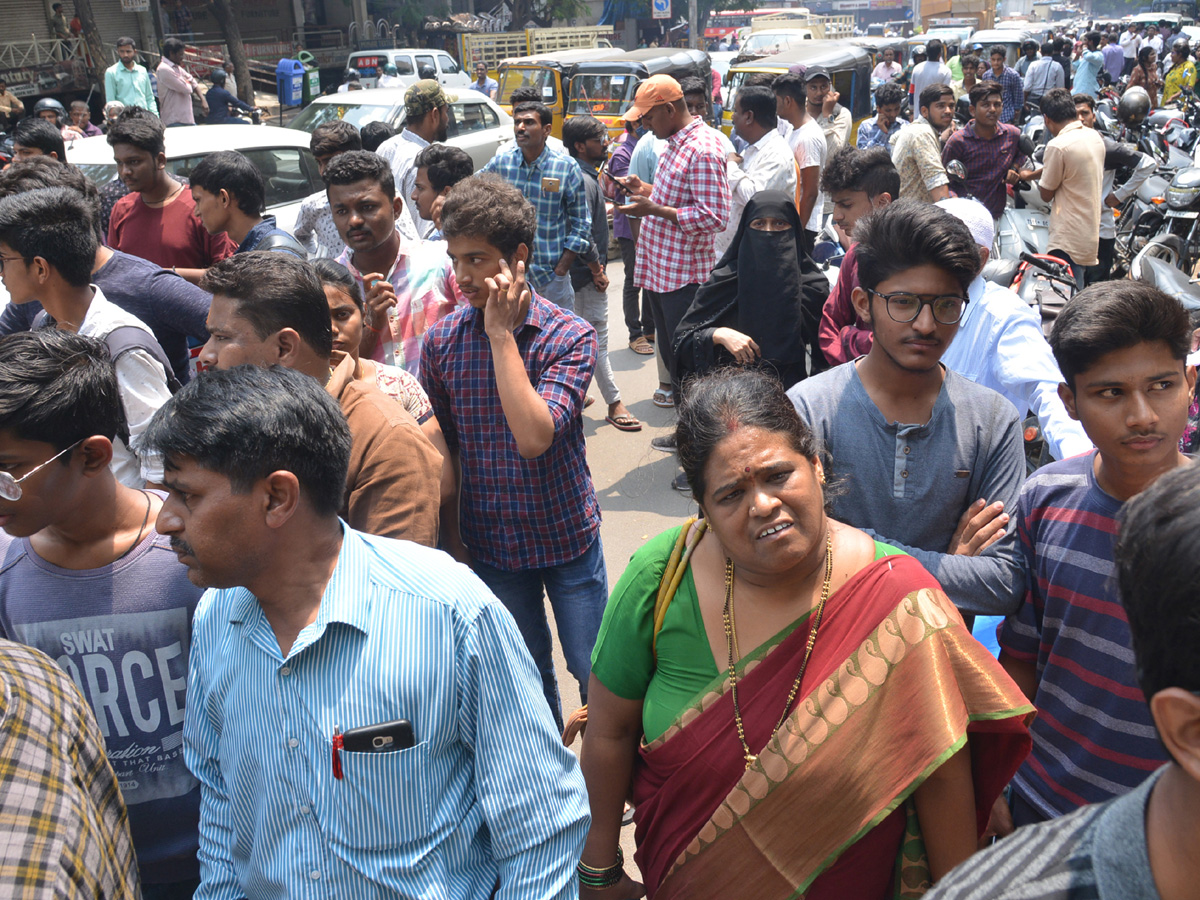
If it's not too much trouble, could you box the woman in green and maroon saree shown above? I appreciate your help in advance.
[578,369,1033,900]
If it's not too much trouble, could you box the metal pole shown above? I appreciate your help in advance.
[688,0,698,49]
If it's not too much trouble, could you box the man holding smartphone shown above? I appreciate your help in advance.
[146,365,590,900]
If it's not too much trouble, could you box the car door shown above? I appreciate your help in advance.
[445,97,507,170]
[435,52,472,88]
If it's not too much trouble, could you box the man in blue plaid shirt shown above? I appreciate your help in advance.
[482,100,599,312]
[984,44,1025,124]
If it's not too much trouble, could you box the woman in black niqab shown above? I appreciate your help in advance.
[673,191,827,391]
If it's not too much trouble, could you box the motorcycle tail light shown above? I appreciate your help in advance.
[1024,425,1039,442]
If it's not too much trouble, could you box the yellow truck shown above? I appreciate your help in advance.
[457,27,614,79]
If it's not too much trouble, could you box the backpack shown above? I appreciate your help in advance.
[103,325,183,394]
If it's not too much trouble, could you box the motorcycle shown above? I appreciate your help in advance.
[1130,235,1200,313]
[982,251,1078,338]
[1150,164,1200,273]
[995,136,1053,259]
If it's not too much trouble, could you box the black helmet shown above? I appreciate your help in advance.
[33,97,67,120]
[911,44,926,61]
[1117,86,1151,127]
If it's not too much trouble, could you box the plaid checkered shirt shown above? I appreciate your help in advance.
[420,294,600,571]
[0,639,140,899]
[634,117,731,294]
[983,65,1026,124]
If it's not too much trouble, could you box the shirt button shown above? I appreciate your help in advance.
[288,737,299,748]
[310,870,321,881]
[280,666,292,676]
[903,446,911,455]
[300,805,310,814]
[901,470,909,478]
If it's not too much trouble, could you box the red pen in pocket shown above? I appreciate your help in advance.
[332,728,343,780]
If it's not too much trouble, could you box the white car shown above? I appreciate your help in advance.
[288,89,513,171]
[66,124,321,233]
[345,49,471,90]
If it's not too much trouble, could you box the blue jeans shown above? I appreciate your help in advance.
[472,535,607,731]
[539,271,576,312]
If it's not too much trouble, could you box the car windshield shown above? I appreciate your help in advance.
[742,32,810,53]
[498,66,557,105]
[567,73,639,116]
[289,101,399,133]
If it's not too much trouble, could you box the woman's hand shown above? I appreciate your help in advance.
[714,327,760,364]
[580,873,646,899]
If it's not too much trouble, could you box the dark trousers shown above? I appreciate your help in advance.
[618,236,653,341]
[1010,791,1051,828]
[1123,57,1135,76]
[646,283,698,397]
[1086,237,1116,284]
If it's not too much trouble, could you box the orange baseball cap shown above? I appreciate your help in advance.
[622,74,684,121]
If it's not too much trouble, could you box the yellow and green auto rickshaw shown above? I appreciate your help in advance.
[496,47,626,138]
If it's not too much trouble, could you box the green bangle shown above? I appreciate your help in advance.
[577,846,624,890]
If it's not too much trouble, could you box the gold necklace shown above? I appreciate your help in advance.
[724,530,833,770]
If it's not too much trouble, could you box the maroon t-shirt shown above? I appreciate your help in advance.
[108,187,235,269]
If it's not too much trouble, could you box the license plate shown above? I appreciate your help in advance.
[1166,209,1200,219]
[1028,216,1050,228]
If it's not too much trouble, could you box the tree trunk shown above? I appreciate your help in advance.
[72,0,110,90]
[206,0,254,104]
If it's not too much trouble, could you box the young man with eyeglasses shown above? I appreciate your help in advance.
[788,200,1026,621]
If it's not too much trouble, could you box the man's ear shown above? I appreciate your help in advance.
[261,469,301,529]
[1150,688,1200,783]
[851,285,872,324]
[512,243,531,266]
[273,328,306,366]
[872,192,893,211]
[219,188,233,210]
[1057,381,1080,421]
[79,435,115,473]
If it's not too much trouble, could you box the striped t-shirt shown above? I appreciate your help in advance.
[999,451,1167,819]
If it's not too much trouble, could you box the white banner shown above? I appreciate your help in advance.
[121,0,150,11]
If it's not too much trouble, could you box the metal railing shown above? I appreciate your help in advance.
[0,35,83,69]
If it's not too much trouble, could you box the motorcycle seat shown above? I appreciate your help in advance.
[982,257,1021,288]
[1142,257,1200,311]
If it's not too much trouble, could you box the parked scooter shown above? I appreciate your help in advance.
[982,251,1077,337]
[995,135,1053,259]
[1130,236,1200,313]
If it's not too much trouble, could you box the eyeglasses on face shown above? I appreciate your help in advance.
[0,440,83,501]
[866,288,968,325]
[0,254,26,275]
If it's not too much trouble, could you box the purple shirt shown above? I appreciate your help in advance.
[608,132,637,242]
[1102,42,1124,82]
[942,122,1027,220]
[419,294,600,570]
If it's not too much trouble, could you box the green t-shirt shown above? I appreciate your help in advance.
[592,526,906,742]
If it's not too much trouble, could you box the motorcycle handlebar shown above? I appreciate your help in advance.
[1019,252,1072,279]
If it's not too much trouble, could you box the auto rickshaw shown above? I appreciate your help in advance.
[564,48,713,140]
[721,41,872,140]
[496,47,625,138]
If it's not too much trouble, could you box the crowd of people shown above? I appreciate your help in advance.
[0,33,1197,900]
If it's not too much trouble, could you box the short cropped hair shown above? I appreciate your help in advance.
[853,199,980,294]
[513,100,552,127]
[1050,281,1190,389]
[161,37,186,58]
[1041,41,1056,56]
[322,150,394,200]
[562,115,607,158]
[678,76,707,97]
[115,36,136,49]
[821,145,899,199]
[189,150,265,216]
[106,106,165,156]
[1115,462,1200,700]
[144,364,351,517]
[359,120,396,152]
[1041,87,1078,123]
[874,81,905,108]
[0,157,104,242]
[12,118,66,161]
[968,82,1002,107]
[0,187,98,287]
[440,174,536,259]
[199,253,333,358]
[414,143,472,192]
[919,82,954,112]
[772,72,806,105]
[1073,92,1096,110]
[310,120,361,157]
[926,39,943,61]
[0,330,128,450]
[735,85,777,129]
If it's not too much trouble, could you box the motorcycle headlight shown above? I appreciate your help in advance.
[1166,185,1200,209]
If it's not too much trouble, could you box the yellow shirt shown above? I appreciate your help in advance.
[1041,120,1106,266]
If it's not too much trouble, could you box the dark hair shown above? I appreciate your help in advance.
[0,330,128,450]
[853,199,980,294]
[678,75,707,97]
[1041,88,1078,123]
[513,100,552,127]
[106,105,165,156]
[772,72,806,105]
[440,174,536,259]
[1050,281,1190,389]
[310,120,361,158]
[360,120,397,152]
[676,367,820,502]
[744,72,778,88]
[508,86,541,104]
[919,82,954,112]
[189,150,265,216]
[414,143,472,192]
[1138,45,1156,70]
[874,81,905,108]
[144,364,351,517]
[0,187,98,287]
[199,253,333,358]
[311,257,362,312]
[1055,38,1071,54]
[0,157,104,243]
[734,85,777,129]
[562,114,608,158]
[1040,41,1056,56]
[322,150,394,200]
[989,44,1008,60]
[926,38,943,61]
[1115,462,1200,700]
[115,36,135,49]
[161,37,186,58]
[1073,92,1096,110]
[961,53,979,73]
[12,118,66,161]
[821,145,899,199]
[1085,30,1102,47]
[968,82,1002,107]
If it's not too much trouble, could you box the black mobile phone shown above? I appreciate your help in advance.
[341,719,415,753]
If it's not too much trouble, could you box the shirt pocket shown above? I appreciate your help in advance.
[331,741,430,850]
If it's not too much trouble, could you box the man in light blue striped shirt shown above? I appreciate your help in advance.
[145,365,590,900]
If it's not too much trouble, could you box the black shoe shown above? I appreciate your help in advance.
[671,471,691,493]
[651,434,676,453]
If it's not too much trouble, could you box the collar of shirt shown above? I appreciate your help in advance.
[402,129,429,150]
[1056,119,1084,138]
[963,273,986,327]
[668,116,704,150]
[339,227,410,283]
[517,143,555,171]
[236,215,280,253]
[1092,766,1165,897]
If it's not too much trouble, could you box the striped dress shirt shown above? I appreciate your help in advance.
[184,525,590,900]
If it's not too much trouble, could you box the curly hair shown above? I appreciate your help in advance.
[439,174,536,259]
[321,150,394,200]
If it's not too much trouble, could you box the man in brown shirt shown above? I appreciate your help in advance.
[195,252,441,545]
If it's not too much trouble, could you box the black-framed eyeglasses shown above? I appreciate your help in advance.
[0,440,82,501]
[867,289,968,325]
[0,254,26,275]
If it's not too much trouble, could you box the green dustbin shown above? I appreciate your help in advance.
[298,50,321,104]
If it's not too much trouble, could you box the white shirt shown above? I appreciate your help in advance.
[716,128,798,256]
[293,189,348,259]
[787,118,827,232]
[1148,33,1164,55]
[77,287,173,486]
[374,129,428,242]
[377,73,405,89]
[910,61,954,105]
[1023,56,1065,96]
[941,275,1092,460]
[1100,147,1155,239]
[1120,30,1141,58]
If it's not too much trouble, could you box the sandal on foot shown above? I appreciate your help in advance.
[629,336,654,355]
[605,414,642,432]
[652,388,674,408]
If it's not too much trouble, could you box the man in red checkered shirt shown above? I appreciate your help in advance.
[616,75,730,409]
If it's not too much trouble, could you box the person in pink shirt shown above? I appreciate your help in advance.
[155,38,207,126]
